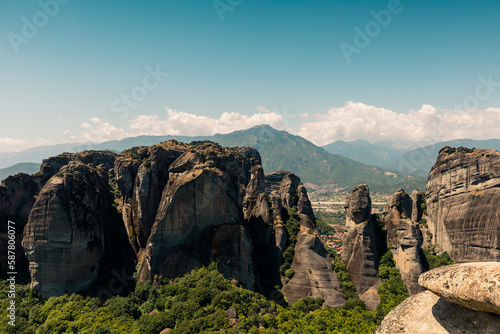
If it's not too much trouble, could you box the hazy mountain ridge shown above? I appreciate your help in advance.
[323,138,500,176]
[0,126,425,194]
[0,162,40,180]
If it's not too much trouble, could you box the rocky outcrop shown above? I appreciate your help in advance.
[282,182,344,307]
[22,162,110,297]
[376,290,500,333]
[384,190,424,295]
[282,231,344,307]
[137,144,260,290]
[114,142,188,255]
[426,147,500,262]
[263,170,291,194]
[341,184,382,309]
[244,166,282,295]
[0,173,41,281]
[410,190,424,222]
[39,150,116,183]
[0,151,118,283]
[279,173,301,211]
[8,140,339,304]
[418,262,500,315]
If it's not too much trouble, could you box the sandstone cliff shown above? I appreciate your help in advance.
[384,190,425,295]
[137,143,261,290]
[114,142,188,256]
[22,162,111,296]
[282,181,344,307]
[0,150,117,282]
[341,184,383,309]
[426,147,500,262]
[0,173,41,281]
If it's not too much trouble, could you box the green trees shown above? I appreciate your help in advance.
[421,245,454,271]
[280,204,300,278]
[333,261,367,311]
[0,261,410,333]
[376,251,409,318]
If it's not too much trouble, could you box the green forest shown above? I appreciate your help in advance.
[0,258,411,334]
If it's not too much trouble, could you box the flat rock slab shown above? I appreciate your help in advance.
[376,290,500,334]
[418,262,500,315]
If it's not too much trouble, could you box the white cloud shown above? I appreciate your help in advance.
[51,103,500,149]
[297,101,500,146]
[0,138,56,153]
[67,118,126,143]
[128,108,288,137]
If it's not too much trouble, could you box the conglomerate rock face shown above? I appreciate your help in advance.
[114,142,188,255]
[282,182,344,307]
[426,147,500,263]
[341,184,383,309]
[0,173,41,281]
[136,143,260,289]
[384,190,424,295]
[0,150,118,283]
[22,162,110,297]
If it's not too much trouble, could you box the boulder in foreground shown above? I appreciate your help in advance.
[418,262,500,316]
[376,290,500,334]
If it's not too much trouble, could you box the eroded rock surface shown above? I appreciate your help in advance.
[114,142,187,255]
[418,262,500,315]
[384,190,424,295]
[376,290,500,334]
[341,184,382,309]
[282,182,344,307]
[22,162,109,297]
[426,147,500,262]
[137,144,260,290]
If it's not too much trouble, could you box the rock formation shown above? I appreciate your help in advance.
[418,262,500,315]
[282,182,344,307]
[114,142,188,255]
[22,162,110,296]
[378,262,500,333]
[0,150,117,282]
[410,189,424,222]
[341,184,383,309]
[376,290,500,334]
[137,143,259,290]
[384,190,424,295]
[426,147,500,262]
[0,173,41,281]
[2,140,342,305]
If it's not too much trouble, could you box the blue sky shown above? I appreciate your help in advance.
[1,0,500,152]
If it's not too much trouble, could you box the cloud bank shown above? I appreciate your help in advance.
[62,108,288,145]
[297,102,500,146]
[3,102,500,153]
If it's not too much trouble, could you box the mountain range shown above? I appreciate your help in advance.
[0,126,424,194]
[2,125,499,194]
[322,138,500,176]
